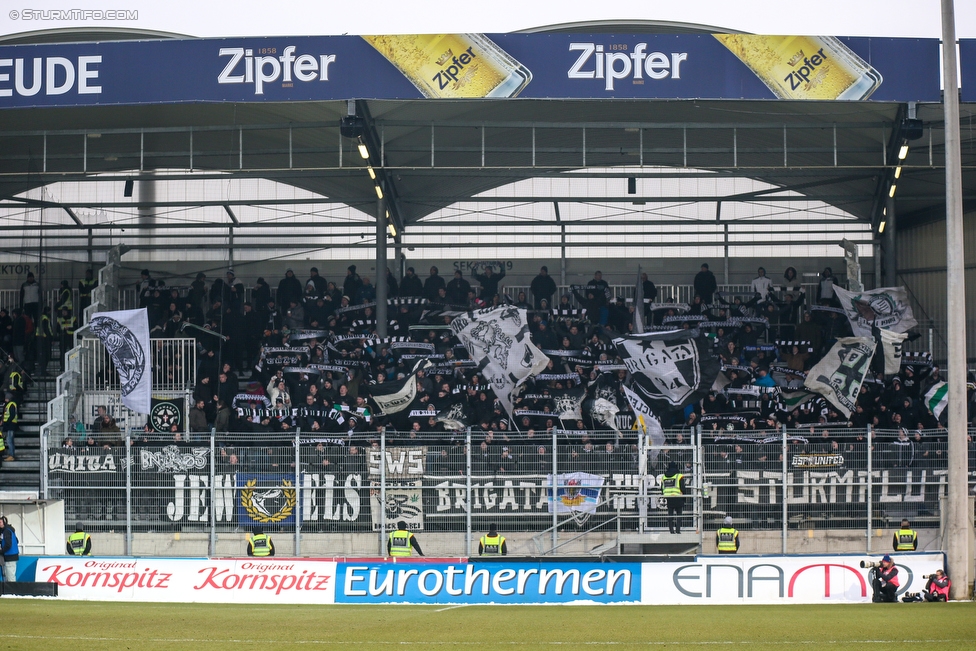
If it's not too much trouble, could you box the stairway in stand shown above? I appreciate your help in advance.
[0,344,60,493]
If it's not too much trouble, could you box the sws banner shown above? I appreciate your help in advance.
[0,34,941,109]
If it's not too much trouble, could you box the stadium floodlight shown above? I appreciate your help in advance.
[375,184,384,199]
[878,220,886,234]
[894,166,902,179]
[358,137,370,160]
[898,144,909,160]
[889,184,897,197]
[367,165,376,180]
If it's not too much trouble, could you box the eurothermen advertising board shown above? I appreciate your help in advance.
[0,34,943,108]
[25,552,944,605]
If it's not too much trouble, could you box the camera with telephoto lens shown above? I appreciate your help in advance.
[859,560,881,569]
[922,574,937,579]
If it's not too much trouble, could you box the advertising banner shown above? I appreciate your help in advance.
[337,561,641,604]
[640,553,943,604]
[0,34,941,109]
[34,557,337,604]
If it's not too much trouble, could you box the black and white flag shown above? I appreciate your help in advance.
[872,325,909,376]
[89,308,151,414]
[452,306,549,419]
[365,359,432,415]
[803,337,877,417]
[621,384,666,462]
[435,401,471,431]
[833,285,917,337]
[552,386,586,421]
[613,330,720,412]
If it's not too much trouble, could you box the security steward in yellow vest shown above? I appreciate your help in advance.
[247,526,275,557]
[57,308,76,370]
[78,270,97,312]
[66,524,92,556]
[478,524,508,556]
[662,462,688,534]
[893,519,918,552]
[716,516,740,554]
[388,520,424,557]
[2,392,18,462]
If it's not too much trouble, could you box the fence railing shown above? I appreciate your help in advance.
[41,426,968,557]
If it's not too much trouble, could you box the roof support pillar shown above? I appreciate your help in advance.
[375,189,388,338]
[941,0,972,601]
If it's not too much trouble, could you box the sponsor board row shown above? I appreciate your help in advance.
[24,553,943,605]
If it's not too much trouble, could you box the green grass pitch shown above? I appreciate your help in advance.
[1,600,974,650]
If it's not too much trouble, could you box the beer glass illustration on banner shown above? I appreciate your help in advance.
[714,35,883,100]
[363,34,532,99]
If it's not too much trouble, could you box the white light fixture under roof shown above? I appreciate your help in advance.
[357,137,370,160]
[374,184,383,199]
[879,220,886,234]
[367,165,376,180]
[898,144,909,160]
[889,184,897,198]
[894,166,902,179]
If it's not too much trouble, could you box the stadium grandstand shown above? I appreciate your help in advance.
[0,15,973,603]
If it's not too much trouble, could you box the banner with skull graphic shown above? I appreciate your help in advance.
[89,308,152,414]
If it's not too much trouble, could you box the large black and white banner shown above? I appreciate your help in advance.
[451,306,549,419]
[833,285,917,337]
[803,337,876,417]
[89,308,152,414]
[614,330,720,412]
[874,327,909,376]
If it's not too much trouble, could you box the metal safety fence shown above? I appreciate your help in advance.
[41,426,967,557]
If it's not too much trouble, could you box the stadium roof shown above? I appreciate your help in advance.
[0,26,973,257]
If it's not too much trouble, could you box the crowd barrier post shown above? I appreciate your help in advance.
[208,428,216,557]
[781,423,788,554]
[379,426,387,555]
[638,429,646,534]
[294,427,302,556]
[866,424,873,554]
[125,425,133,556]
[465,427,472,557]
[551,426,558,552]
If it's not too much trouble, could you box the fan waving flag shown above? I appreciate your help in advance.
[452,306,549,420]
[803,337,876,417]
[613,330,720,412]
[88,308,152,414]
[365,359,431,415]
[833,285,917,337]
[924,381,948,420]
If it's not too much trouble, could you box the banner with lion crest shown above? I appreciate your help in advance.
[832,285,917,338]
[237,474,298,526]
[451,306,549,420]
[89,308,152,414]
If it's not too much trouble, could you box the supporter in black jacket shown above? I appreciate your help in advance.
[423,267,446,302]
[530,266,557,309]
[400,267,424,297]
[277,270,303,310]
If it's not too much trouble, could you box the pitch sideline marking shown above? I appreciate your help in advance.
[433,604,469,612]
[0,635,968,646]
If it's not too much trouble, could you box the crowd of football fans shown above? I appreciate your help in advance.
[50,259,973,476]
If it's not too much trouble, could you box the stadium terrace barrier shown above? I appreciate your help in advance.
[21,552,944,605]
[42,427,966,557]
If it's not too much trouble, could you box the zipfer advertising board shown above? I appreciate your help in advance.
[0,34,943,108]
[26,553,942,604]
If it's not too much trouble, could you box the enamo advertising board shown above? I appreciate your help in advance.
[26,553,944,604]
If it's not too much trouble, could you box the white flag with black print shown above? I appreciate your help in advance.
[451,305,549,419]
[89,308,152,414]
[833,285,917,337]
[803,337,877,418]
